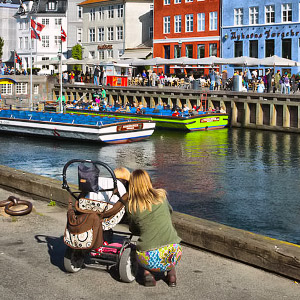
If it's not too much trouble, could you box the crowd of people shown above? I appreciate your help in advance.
[0,65,27,75]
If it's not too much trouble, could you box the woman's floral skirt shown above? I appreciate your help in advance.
[136,244,182,272]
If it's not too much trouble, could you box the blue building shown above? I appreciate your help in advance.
[221,0,300,77]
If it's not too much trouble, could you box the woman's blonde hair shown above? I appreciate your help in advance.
[128,169,166,213]
[114,167,130,181]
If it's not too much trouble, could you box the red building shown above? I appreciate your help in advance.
[153,0,220,74]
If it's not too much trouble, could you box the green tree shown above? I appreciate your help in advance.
[72,44,82,71]
[0,37,4,59]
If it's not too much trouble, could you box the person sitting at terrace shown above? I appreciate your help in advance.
[172,109,180,117]
[136,102,145,114]
[257,80,265,93]
[182,104,190,116]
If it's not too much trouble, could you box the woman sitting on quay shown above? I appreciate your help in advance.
[126,169,182,287]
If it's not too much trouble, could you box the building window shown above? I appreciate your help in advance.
[265,5,275,24]
[186,0,193,2]
[209,12,217,30]
[107,27,114,41]
[1,84,12,95]
[164,0,170,5]
[174,0,181,3]
[24,37,28,49]
[234,8,243,26]
[234,41,243,57]
[149,27,153,39]
[89,28,95,42]
[117,4,124,18]
[34,84,39,95]
[47,1,57,11]
[265,39,275,57]
[41,36,49,48]
[99,7,104,19]
[164,16,170,34]
[19,37,23,49]
[55,18,62,26]
[117,26,123,40]
[90,8,96,21]
[118,49,124,58]
[42,57,50,69]
[99,50,104,60]
[78,6,82,19]
[185,44,193,58]
[16,83,27,95]
[282,39,291,59]
[249,40,258,58]
[174,15,182,33]
[150,4,153,17]
[54,36,60,46]
[282,4,292,22]
[19,21,23,30]
[197,13,205,31]
[42,18,49,25]
[174,45,181,58]
[249,7,259,25]
[89,51,95,58]
[197,44,205,58]
[107,49,113,58]
[185,14,193,32]
[108,6,114,18]
[24,20,29,30]
[98,27,104,41]
[209,43,217,56]
[77,28,82,43]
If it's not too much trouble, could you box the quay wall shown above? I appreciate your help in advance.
[52,84,300,133]
[1,164,300,281]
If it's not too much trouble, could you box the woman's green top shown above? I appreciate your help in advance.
[126,198,181,251]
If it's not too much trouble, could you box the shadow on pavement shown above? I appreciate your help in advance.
[35,234,66,271]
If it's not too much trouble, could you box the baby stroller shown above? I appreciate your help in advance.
[62,159,136,283]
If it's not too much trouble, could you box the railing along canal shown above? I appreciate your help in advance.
[53,84,300,133]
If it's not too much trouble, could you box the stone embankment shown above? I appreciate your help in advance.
[0,164,300,281]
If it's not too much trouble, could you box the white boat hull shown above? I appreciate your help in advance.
[0,118,155,144]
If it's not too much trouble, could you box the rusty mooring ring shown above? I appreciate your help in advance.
[0,196,33,216]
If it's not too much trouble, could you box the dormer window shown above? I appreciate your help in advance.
[47,1,57,11]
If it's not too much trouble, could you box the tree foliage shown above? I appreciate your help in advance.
[72,44,82,60]
[71,44,83,71]
[0,37,4,59]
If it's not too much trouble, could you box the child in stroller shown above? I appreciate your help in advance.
[62,160,136,283]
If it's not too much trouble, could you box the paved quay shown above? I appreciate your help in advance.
[0,187,299,300]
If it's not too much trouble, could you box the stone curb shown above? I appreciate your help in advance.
[0,165,300,281]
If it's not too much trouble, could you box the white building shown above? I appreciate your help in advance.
[78,0,153,61]
[66,0,83,58]
[0,0,19,64]
[14,0,68,74]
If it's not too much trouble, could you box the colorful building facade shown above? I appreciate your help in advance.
[153,0,220,74]
[222,0,300,76]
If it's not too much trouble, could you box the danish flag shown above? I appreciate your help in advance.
[61,26,67,42]
[31,19,45,40]
[15,51,22,65]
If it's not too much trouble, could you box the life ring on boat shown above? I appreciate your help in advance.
[0,196,33,216]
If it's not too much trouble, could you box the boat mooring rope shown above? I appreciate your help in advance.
[0,196,32,216]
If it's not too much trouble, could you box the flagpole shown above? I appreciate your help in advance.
[60,30,63,114]
[30,15,33,111]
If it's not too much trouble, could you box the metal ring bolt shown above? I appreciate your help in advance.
[0,196,32,216]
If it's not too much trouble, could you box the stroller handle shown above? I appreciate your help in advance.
[62,159,118,200]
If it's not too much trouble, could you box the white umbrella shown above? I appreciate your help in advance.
[167,56,196,65]
[258,55,300,67]
[220,56,260,66]
[133,57,169,66]
[195,56,225,66]
[33,58,61,66]
[64,58,86,65]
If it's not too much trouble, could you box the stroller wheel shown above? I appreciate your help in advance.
[64,247,85,273]
[119,247,137,283]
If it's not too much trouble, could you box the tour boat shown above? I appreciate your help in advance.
[67,107,229,131]
[0,110,156,144]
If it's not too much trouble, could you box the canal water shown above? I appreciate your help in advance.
[0,128,300,244]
